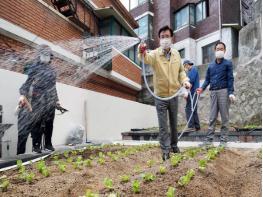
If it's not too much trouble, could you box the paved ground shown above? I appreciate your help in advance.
[112,140,262,149]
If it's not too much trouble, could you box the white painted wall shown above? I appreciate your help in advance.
[0,69,158,158]
[221,27,233,60]
[173,31,221,65]
[173,38,196,64]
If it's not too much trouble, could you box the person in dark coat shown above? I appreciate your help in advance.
[17,44,59,154]
[183,60,200,132]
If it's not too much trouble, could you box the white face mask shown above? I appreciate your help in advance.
[160,38,172,49]
[215,50,225,59]
[40,54,50,64]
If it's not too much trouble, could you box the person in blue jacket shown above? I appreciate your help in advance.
[183,60,200,132]
[197,41,235,147]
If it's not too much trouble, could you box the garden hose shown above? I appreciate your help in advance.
[141,56,200,140]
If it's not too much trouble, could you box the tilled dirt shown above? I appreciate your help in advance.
[0,145,261,197]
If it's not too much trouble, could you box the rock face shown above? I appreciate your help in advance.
[230,9,262,125]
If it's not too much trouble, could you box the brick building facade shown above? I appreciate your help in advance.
[0,0,141,101]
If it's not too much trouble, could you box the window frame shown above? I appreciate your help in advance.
[99,16,138,64]
[178,48,185,59]
[173,1,209,30]
[202,40,219,64]
[174,5,190,30]
[196,0,208,23]
[130,0,147,10]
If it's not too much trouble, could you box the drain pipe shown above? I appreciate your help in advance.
[0,105,2,124]
[84,100,89,143]
[218,0,222,40]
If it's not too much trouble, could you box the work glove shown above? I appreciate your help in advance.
[196,88,203,95]
[138,43,147,54]
[18,95,26,107]
[183,81,191,89]
[229,94,236,103]
[18,95,32,112]
[183,92,188,100]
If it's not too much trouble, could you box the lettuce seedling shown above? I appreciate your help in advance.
[198,159,207,172]
[147,160,155,168]
[0,179,9,192]
[103,178,113,190]
[63,151,69,158]
[166,187,176,197]
[159,165,167,175]
[58,162,66,173]
[132,180,140,193]
[120,175,130,183]
[178,169,195,187]
[97,157,105,165]
[141,173,156,182]
[84,159,92,167]
[170,154,183,167]
[16,160,25,174]
[20,172,35,183]
[36,160,50,177]
[85,189,99,197]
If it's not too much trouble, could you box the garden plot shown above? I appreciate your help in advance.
[0,144,261,197]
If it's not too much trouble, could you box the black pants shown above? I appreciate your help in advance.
[17,98,55,155]
[185,95,200,129]
[155,97,178,154]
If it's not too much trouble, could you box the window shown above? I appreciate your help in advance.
[178,49,185,59]
[121,0,151,11]
[112,20,121,35]
[138,16,148,38]
[174,1,208,30]
[175,6,189,30]
[189,4,195,26]
[149,15,153,39]
[129,47,135,61]
[196,0,207,23]
[99,17,138,64]
[136,15,153,39]
[100,18,111,35]
[122,29,129,56]
[202,41,218,64]
[130,0,147,10]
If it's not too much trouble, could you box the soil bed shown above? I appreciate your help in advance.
[0,144,261,197]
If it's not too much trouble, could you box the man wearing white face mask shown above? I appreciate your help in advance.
[138,25,190,161]
[196,41,235,147]
[17,44,59,154]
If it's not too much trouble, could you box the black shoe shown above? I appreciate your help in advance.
[162,153,170,161]
[185,128,195,132]
[195,127,201,131]
[45,145,55,151]
[33,146,42,154]
[172,147,180,153]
